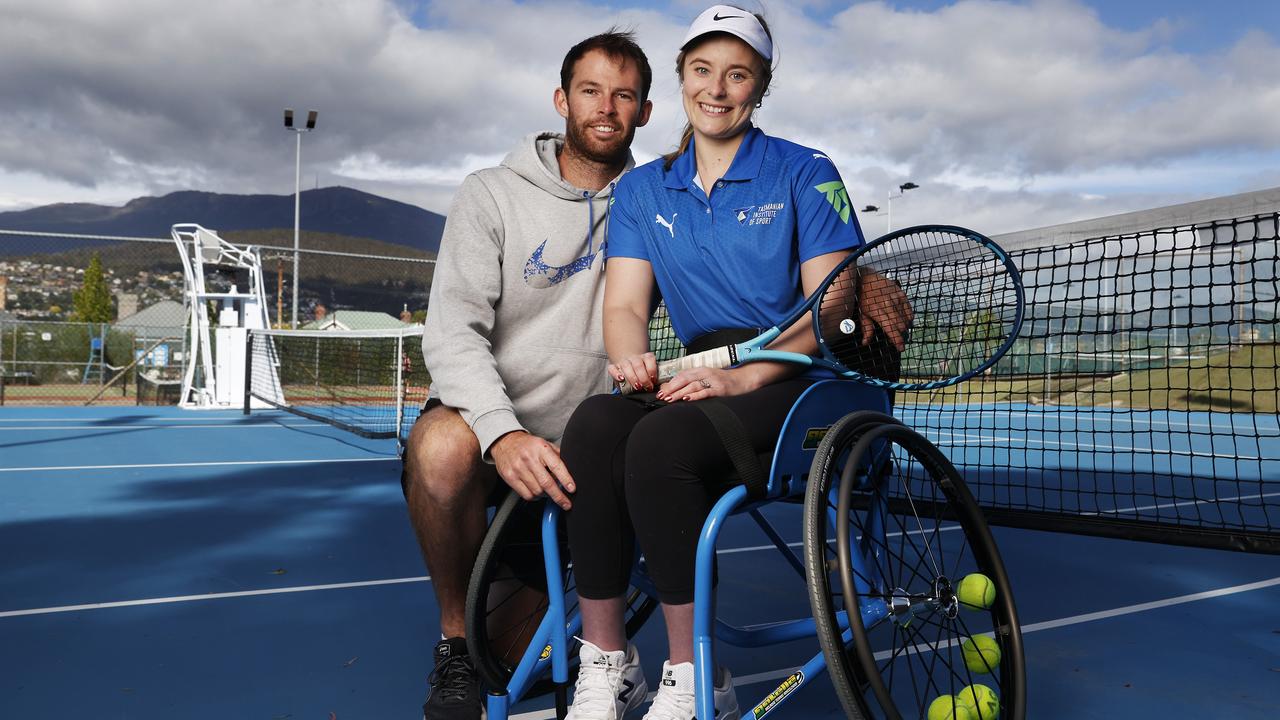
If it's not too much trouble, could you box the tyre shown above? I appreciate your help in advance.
[465,490,658,698]
[804,414,1025,720]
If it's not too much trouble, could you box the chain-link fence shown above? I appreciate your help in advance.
[0,227,434,405]
[0,228,435,323]
[0,318,185,405]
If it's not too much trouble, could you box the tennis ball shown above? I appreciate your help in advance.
[956,572,996,611]
[927,695,976,720]
[956,683,1000,720]
[960,634,1002,674]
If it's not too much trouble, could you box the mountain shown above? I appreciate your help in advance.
[0,186,445,255]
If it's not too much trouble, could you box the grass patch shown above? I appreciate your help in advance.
[901,343,1279,413]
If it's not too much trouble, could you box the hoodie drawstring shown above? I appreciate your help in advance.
[584,182,616,261]
[581,190,594,256]
[602,181,615,260]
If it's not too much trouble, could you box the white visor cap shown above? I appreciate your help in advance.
[681,5,773,62]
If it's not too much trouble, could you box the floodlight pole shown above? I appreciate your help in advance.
[860,182,918,234]
[283,108,318,328]
[886,182,918,234]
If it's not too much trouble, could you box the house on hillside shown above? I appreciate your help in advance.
[114,300,187,341]
[302,307,411,331]
[111,299,188,379]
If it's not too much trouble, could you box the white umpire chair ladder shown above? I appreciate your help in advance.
[172,224,280,409]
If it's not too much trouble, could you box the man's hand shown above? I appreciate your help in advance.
[490,431,575,510]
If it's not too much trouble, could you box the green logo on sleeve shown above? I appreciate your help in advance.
[815,181,851,224]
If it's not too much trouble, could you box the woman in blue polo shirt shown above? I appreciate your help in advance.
[559,7,885,719]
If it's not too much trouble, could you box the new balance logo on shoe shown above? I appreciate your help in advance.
[618,678,636,703]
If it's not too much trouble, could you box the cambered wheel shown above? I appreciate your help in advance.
[804,414,1025,720]
[465,490,658,698]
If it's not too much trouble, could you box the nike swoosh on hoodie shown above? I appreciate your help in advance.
[523,239,600,289]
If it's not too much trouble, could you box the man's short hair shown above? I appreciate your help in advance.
[560,29,653,103]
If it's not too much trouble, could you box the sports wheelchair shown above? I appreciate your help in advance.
[464,379,1026,719]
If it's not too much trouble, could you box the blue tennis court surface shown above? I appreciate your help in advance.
[2,406,1278,719]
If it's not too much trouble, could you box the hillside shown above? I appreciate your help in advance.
[0,186,445,255]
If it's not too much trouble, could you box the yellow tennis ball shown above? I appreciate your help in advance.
[960,634,1002,674]
[956,572,996,610]
[927,695,976,720]
[956,683,1000,720]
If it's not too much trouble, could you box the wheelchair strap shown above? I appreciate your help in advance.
[695,398,768,501]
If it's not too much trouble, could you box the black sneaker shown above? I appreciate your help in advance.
[422,637,481,720]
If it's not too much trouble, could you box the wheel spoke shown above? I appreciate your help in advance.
[805,416,1024,720]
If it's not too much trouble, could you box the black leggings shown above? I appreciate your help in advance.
[561,379,814,605]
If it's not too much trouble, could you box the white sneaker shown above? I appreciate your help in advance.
[642,661,740,720]
[564,640,648,720]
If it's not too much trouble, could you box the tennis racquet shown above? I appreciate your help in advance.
[622,224,1025,392]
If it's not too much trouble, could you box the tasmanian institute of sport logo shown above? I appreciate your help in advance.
[735,202,784,226]
[815,181,852,224]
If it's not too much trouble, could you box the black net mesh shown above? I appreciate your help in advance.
[901,213,1279,553]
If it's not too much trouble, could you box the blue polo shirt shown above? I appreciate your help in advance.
[608,127,865,344]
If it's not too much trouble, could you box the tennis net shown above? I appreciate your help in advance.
[902,212,1279,553]
[245,326,427,441]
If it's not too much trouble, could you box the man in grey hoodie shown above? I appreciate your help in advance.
[402,30,653,720]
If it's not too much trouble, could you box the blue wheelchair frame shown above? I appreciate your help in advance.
[483,380,890,720]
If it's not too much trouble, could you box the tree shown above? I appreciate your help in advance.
[73,254,114,323]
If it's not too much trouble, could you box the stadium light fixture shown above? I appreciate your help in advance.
[283,108,319,328]
[861,182,920,234]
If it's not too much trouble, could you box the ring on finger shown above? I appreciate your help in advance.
[699,378,712,390]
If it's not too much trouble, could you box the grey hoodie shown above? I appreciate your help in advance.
[423,132,629,457]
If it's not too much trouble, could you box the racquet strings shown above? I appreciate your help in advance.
[818,227,1019,384]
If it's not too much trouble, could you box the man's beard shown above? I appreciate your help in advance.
[564,118,633,166]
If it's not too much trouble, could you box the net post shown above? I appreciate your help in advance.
[394,331,406,452]
[243,330,253,416]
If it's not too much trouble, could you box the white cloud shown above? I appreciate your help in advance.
[0,0,1276,234]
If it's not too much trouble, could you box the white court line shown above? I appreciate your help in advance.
[1015,575,1280,633]
[929,432,1267,462]
[0,457,397,473]
[0,576,429,618]
[1084,491,1280,516]
[898,409,1280,435]
[0,417,256,423]
[0,423,329,431]
[1,487,1264,617]
[504,575,1280,719]
[0,531,901,619]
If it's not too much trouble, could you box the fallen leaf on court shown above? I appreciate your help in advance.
[271,568,287,575]
[343,656,359,667]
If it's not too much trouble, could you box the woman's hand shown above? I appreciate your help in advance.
[656,367,759,402]
[858,271,914,350]
[608,352,659,393]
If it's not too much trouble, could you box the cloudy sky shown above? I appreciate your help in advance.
[2,0,1279,235]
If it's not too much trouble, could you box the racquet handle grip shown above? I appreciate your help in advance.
[657,346,734,381]
[616,346,735,395]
